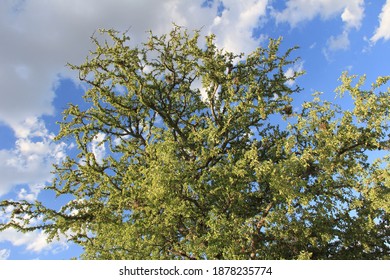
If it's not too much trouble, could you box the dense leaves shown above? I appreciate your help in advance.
[1,26,389,259]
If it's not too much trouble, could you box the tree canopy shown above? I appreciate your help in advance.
[1,26,389,259]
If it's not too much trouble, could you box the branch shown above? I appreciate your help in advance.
[378,139,390,150]
[169,248,197,260]
[210,83,220,125]
[256,201,273,230]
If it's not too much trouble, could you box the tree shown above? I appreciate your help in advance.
[1,26,389,260]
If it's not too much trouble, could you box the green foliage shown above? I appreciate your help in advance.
[1,26,389,259]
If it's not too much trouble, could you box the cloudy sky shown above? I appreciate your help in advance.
[0,0,389,260]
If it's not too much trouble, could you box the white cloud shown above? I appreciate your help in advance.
[11,116,50,139]
[0,228,68,254]
[0,206,69,255]
[0,118,67,197]
[371,0,390,43]
[90,132,106,164]
[284,61,304,87]
[0,0,183,126]
[273,0,364,29]
[0,0,266,129]
[273,0,337,26]
[0,248,10,260]
[17,184,43,202]
[327,30,350,51]
[209,0,268,54]
[341,0,364,29]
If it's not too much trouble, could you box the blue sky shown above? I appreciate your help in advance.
[0,0,389,260]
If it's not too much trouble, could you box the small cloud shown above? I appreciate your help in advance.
[113,137,122,147]
[322,48,332,63]
[327,30,350,51]
[17,184,43,202]
[284,61,304,87]
[0,249,11,260]
[90,132,106,164]
[362,36,373,53]
[323,30,350,61]
[190,77,209,103]
[14,65,31,81]
[370,0,390,44]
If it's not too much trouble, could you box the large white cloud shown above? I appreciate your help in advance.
[371,0,390,43]
[209,0,268,54]
[0,0,268,127]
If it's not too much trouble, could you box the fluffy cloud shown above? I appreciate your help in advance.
[371,0,390,43]
[0,0,267,128]
[340,0,364,29]
[0,205,68,255]
[0,0,167,126]
[209,0,269,54]
[0,117,66,197]
[0,228,68,254]
[17,185,43,202]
